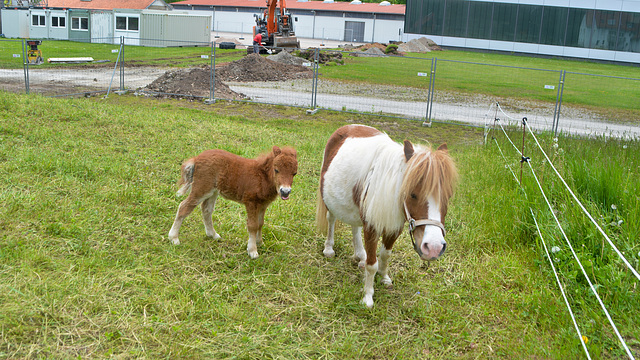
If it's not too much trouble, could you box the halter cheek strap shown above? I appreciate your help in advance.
[403,202,446,249]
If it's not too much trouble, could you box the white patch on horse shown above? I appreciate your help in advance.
[322,134,409,233]
[417,195,446,260]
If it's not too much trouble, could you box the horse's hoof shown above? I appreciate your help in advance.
[171,238,180,245]
[248,251,259,259]
[207,233,221,240]
[358,260,366,269]
[323,248,335,258]
[361,296,374,308]
[381,277,393,289]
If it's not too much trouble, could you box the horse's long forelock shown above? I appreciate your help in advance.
[401,146,457,206]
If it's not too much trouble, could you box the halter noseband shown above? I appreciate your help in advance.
[403,202,446,249]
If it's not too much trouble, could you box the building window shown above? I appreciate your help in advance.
[116,16,139,31]
[71,17,89,31]
[52,16,66,28]
[32,15,45,27]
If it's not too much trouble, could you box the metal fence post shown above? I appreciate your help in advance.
[313,48,319,109]
[552,70,563,134]
[119,36,125,92]
[22,39,30,95]
[306,48,319,115]
[423,57,436,126]
[205,41,216,104]
[554,71,566,136]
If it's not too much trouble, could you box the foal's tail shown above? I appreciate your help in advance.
[315,186,329,235]
[176,158,195,196]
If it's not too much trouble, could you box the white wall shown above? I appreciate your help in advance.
[1,9,29,38]
[91,10,115,43]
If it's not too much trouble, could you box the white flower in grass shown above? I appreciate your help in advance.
[618,220,623,226]
[551,246,561,254]
[611,204,617,210]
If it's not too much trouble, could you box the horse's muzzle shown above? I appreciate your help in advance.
[279,187,291,200]
[414,239,446,261]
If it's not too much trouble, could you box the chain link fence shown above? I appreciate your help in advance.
[1,37,639,137]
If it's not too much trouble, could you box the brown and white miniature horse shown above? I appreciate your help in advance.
[169,146,298,259]
[316,125,457,307]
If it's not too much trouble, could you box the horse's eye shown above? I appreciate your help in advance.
[410,193,417,199]
[275,169,279,174]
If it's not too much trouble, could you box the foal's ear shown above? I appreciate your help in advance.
[272,146,282,156]
[437,143,448,153]
[403,140,414,162]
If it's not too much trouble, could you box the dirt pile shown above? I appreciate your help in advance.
[145,53,316,99]
[398,37,442,53]
[216,53,313,81]
[352,47,386,57]
[267,50,308,66]
[145,66,244,100]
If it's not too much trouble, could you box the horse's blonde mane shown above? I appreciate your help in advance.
[400,146,458,206]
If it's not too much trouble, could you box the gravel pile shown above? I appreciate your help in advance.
[266,51,308,66]
[398,37,442,53]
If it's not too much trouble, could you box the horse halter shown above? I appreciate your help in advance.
[403,202,446,249]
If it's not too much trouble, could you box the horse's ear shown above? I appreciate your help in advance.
[437,143,448,153]
[272,146,281,156]
[403,140,414,162]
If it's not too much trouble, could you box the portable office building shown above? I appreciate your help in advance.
[29,9,69,40]
[140,10,211,46]
[68,9,91,42]
[90,10,114,43]
[1,9,30,38]
[113,9,142,45]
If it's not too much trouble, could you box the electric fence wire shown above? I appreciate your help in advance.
[530,208,592,360]
[523,153,635,359]
[524,121,640,282]
[493,130,592,359]
[495,109,635,358]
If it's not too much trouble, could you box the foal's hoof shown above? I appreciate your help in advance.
[381,276,393,289]
[207,233,221,240]
[248,250,259,259]
[323,248,335,258]
[170,238,180,245]
[361,295,374,308]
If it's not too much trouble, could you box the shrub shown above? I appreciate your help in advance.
[385,44,399,54]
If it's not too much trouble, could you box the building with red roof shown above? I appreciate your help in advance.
[171,0,406,43]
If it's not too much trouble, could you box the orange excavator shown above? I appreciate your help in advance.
[253,0,300,51]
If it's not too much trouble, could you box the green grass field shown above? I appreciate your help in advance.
[0,90,638,358]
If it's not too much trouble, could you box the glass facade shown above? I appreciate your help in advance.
[404,0,640,53]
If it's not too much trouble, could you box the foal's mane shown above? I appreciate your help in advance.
[400,146,458,205]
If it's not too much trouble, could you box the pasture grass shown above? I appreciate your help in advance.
[0,91,638,358]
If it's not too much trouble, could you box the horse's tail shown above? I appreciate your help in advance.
[315,186,329,235]
[176,158,195,196]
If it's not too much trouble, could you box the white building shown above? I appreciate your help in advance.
[171,0,406,44]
